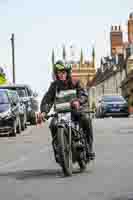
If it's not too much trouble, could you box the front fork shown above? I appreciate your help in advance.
[52,121,72,163]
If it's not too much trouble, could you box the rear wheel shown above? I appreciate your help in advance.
[57,127,72,177]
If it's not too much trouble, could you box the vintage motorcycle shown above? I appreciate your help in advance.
[46,89,91,176]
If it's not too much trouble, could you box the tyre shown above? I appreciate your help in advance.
[78,159,86,172]
[10,120,17,137]
[57,127,72,177]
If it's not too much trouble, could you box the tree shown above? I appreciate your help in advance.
[0,67,7,85]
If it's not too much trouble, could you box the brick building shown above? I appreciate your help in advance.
[110,25,123,56]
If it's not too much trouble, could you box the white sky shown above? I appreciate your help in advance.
[0,0,132,97]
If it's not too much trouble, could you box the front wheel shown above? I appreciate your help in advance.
[78,159,86,172]
[57,127,72,176]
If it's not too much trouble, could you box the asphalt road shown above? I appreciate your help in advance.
[0,118,133,200]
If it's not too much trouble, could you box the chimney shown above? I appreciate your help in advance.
[128,13,133,43]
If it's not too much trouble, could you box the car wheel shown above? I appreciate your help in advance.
[10,120,17,137]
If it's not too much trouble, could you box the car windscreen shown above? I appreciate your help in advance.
[102,96,125,102]
[0,91,9,104]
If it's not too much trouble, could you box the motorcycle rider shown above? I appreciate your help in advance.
[40,60,95,161]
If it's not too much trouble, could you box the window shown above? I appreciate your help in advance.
[102,95,125,102]
[17,88,26,97]
[26,87,33,96]
[0,91,9,104]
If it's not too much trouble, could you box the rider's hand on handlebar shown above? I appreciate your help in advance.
[40,112,47,122]
[71,99,80,110]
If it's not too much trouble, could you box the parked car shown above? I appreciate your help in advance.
[0,89,21,136]
[96,95,129,118]
[0,84,39,125]
[8,90,27,131]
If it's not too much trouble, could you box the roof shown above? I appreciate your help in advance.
[88,62,124,87]
[0,83,31,89]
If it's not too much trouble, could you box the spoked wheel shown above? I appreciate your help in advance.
[57,127,72,177]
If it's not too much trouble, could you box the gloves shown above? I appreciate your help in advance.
[37,112,46,123]
[71,99,80,110]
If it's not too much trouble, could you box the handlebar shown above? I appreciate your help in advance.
[44,109,95,120]
[45,109,71,120]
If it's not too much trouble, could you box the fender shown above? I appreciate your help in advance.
[57,122,66,129]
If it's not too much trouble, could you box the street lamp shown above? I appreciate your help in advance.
[10,33,16,84]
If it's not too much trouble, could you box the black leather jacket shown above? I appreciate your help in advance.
[40,79,88,114]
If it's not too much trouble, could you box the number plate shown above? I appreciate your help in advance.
[58,112,71,122]
[111,108,120,112]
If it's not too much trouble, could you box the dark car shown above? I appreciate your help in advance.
[0,89,21,136]
[0,84,39,125]
[96,95,129,118]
